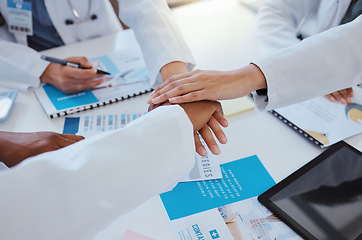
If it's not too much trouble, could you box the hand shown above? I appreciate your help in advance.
[147,64,267,105]
[160,61,189,82]
[325,87,353,104]
[148,101,228,156]
[0,131,84,168]
[40,56,106,94]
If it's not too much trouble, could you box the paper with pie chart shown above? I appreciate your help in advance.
[271,86,362,148]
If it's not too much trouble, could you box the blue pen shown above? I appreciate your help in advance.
[40,55,110,75]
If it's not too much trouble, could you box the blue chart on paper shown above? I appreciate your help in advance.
[160,155,275,220]
[63,117,80,134]
[90,55,120,76]
[43,84,98,111]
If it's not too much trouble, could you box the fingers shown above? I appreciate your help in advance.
[151,83,202,104]
[170,90,211,104]
[65,56,93,69]
[325,88,354,104]
[149,79,203,105]
[147,71,199,104]
[213,108,228,128]
[60,67,105,94]
[340,88,353,103]
[150,71,195,97]
[147,69,226,104]
[64,56,106,79]
[56,56,105,94]
[66,67,101,80]
[61,78,105,94]
[51,133,85,148]
[61,134,85,142]
[41,58,105,94]
[207,116,227,144]
[194,133,207,156]
[180,101,220,131]
[199,125,221,155]
[325,93,336,102]
[0,132,84,167]
[195,104,227,156]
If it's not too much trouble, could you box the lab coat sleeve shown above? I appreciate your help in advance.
[0,40,48,92]
[0,105,195,240]
[252,15,362,111]
[117,0,195,87]
[257,0,315,56]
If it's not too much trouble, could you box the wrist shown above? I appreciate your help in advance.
[39,64,52,84]
[232,64,267,94]
[160,61,188,82]
[248,63,267,90]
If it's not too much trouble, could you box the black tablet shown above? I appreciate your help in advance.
[258,141,362,240]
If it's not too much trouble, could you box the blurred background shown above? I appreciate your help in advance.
[167,0,265,11]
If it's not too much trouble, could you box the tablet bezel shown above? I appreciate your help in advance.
[258,141,362,240]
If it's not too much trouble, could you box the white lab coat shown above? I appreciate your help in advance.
[0,0,194,92]
[252,0,362,110]
[0,105,195,240]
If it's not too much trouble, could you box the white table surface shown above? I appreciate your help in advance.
[1,0,361,239]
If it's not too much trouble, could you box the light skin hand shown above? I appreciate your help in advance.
[160,61,227,155]
[157,61,228,155]
[40,56,106,94]
[325,87,354,104]
[0,131,84,168]
[148,101,228,156]
[147,64,267,105]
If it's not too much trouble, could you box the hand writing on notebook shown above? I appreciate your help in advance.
[40,56,106,94]
[149,101,228,156]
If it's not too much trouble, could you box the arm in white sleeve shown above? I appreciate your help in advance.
[0,41,48,92]
[118,0,195,87]
[257,0,316,56]
[0,105,195,240]
[253,15,362,110]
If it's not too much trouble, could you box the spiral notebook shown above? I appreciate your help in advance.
[271,86,362,148]
[34,39,152,118]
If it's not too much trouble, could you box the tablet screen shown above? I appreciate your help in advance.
[258,142,362,240]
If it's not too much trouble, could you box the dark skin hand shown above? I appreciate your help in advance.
[148,100,228,156]
[0,131,84,168]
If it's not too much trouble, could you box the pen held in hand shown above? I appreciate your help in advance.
[40,55,111,75]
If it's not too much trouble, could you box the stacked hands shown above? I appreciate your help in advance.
[147,67,259,105]
[147,65,268,157]
[147,66,354,106]
[147,65,267,106]
[149,100,228,157]
[147,65,354,156]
